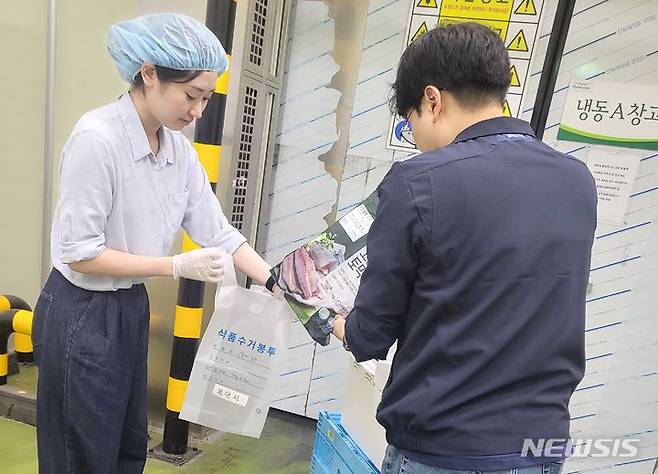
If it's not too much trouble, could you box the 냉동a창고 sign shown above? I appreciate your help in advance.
[558,80,658,151]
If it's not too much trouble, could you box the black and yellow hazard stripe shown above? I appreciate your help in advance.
[0,295,33,368]
[0,295,31,312]
[162,287,205,453]
[161,0,238,455]
[13,309,34,363]
[0,309,13,385]
[0,308,33,385]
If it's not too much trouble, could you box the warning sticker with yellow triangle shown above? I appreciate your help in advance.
[507,30,529,52]
[510,65,521,87]
[514,0,537,16]
[411,22,429,42]
[503,100,512,117]
[416,0,438,8]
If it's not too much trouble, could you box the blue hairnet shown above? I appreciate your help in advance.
[107,13,228,82]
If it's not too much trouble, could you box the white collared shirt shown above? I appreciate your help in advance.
[51,93,246,291]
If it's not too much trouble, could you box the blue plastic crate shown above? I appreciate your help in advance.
[310,411,380,474]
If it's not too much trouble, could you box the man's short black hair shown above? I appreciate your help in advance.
[391,22,511,117]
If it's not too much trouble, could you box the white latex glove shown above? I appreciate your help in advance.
[172,247,225,283]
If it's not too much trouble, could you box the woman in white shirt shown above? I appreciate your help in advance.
[32,14,276,473]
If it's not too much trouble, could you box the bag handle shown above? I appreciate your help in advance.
[220,249,238,288]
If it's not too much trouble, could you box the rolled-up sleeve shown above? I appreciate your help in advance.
[181,146,247,254]
[57,131,115,263]
[344,164,422,362]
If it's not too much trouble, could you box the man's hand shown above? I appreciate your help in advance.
[332,314,346,342]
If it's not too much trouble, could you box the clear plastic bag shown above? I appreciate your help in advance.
[180,251,293,438]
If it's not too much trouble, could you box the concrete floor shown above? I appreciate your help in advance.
[0,364,316,473]
[0,409,316,473]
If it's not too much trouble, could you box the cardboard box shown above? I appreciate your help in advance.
[341,357,391,468]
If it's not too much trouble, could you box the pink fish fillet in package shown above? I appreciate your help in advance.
[270,191,379,345]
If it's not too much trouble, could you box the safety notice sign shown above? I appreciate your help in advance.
[387,0,544,152]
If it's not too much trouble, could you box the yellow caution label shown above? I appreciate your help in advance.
[507,29,529,52]
[411,22,429,42]
[440,0,513,22]
[510,65,521,87]
[515,0,537,15]
[439,17,509,41]
[416,0,438,8]
[503,100,512,117]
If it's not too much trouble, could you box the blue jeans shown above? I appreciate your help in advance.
[381,445,564,474]
[33,269,150,473]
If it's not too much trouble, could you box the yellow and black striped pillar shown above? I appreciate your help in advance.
[0,308,33,385]
[0,310,12,386]
[0,295,33,365]
[161,0,238,455]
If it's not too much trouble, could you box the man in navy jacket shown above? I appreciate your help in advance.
[332,22,597,474]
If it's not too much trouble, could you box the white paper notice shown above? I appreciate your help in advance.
[586,148,641,225]
[338,205,374,242]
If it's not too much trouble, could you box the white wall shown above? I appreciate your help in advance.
[0,3,48,305]
[0,0,206,307]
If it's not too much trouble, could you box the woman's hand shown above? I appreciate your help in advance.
[172,247,225,283]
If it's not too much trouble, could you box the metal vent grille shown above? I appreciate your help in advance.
[250,0,268,66]
[231,86,258,230]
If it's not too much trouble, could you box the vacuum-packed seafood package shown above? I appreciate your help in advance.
[270,191,379,345]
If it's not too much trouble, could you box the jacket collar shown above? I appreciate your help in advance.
[454,117,536,144]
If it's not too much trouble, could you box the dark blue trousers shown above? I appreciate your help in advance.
[33,269,150,473]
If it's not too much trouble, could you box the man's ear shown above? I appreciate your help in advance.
[424,85,443,122]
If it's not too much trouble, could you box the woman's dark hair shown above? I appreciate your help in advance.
[132,65,204,88]
[391,22,511,117]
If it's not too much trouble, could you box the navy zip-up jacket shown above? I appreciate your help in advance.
[344,117,597,469]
